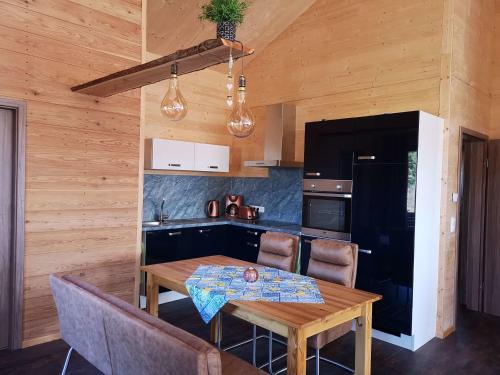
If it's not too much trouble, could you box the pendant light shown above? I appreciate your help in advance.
[226,43,255,138]
[226,49,234,108]
[160,63,188,121]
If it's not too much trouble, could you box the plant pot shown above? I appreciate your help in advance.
[217,21,236,41]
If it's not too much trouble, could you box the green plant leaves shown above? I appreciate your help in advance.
[199,0,250,25]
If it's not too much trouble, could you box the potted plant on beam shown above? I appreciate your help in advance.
[199,0,250,41]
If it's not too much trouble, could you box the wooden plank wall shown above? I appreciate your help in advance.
[244,0,444,161]
[437,0,495,336]
[143,51,268,177]
[0,0,142,347]
[244,0,497,337]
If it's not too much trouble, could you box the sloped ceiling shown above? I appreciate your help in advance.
[147,0,317,64]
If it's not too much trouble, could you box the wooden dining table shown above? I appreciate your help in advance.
[142,255,381,375]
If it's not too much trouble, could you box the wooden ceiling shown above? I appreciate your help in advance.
[147,0,316,63]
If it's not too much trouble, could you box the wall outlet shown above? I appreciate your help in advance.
[250,205,265,213]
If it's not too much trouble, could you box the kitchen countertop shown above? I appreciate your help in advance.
[142,217,301,235]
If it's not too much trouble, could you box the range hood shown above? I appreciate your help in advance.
[244,103,303,168]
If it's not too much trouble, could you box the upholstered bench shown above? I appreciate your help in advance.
[50,274,265,375]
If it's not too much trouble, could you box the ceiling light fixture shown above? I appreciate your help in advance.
[226,42,255,138]
[160,63,188,121]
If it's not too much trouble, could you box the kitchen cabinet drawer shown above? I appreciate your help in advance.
[145,139,195,171]
[194,143,230,173]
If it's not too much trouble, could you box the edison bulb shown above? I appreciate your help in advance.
[227,75,255,138]
[160,64,188,121]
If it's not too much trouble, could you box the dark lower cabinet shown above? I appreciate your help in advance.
[144,225,267,267]
[186,225,228,258]
[145,229,187,265]
[299,236,314,275]
[144,228,190,292]
[226,226,265,263]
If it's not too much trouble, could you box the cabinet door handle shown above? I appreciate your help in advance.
[357,156,376,160]
[246,242,258,248]
[198,229,212,233]
[168,231,182,236]
[208,165,219,169]
[168,163,181,167]
[304,239,312,244]
[305,172,321,176]
[358,249,372,254]
[246,230,258,236]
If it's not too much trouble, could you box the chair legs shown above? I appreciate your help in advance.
[252,325,257,366]
[61,347,73,375]
[223,323,287,373]
[217,313,222,349]
[268,331,273,374]
[273,349,355,375]
[316,348,320,375]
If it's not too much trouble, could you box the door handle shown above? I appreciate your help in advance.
[208,165,219,169]
[358,249,372,254]
[168,231,182,236]
[198,229,212,234]
[305,172,321,176]
[357,156,376,160]
[246,230,258,236]
[168,163,181,167]
[246,242,258,248]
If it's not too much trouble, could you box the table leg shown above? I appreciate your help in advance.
[355,303,373,375]
[287,327,306,375]
[210,313,222,345]
[145,273,159,317]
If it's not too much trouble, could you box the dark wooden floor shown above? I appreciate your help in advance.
[1,299,500,374]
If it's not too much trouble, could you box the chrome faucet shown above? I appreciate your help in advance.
[159,198,168,222]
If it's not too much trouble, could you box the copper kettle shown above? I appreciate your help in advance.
[238,205,259,220]
[206,200,220,218]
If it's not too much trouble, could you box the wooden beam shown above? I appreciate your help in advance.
[72,38,253,97]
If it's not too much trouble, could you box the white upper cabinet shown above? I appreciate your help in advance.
[145,138,230,173]
[194,143,230,173]
[145,139,195,171]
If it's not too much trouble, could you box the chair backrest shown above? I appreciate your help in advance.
[50,274,223,375]
[257,231,300,272]
[307,239,358,287]
[49,274,113,374]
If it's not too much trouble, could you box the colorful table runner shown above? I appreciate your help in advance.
[185,265,324,323]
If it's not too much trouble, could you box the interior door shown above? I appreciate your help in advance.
[484,140,500,316]
[458,136,487,312]
[0,107,14,350]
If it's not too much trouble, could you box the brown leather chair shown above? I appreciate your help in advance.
[224,231,299,372]
[50,274,264,375]
[306,239,359,374]
[257,231,299,273]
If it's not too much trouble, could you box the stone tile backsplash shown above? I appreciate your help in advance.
[143,168,303,224]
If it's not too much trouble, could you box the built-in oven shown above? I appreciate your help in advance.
[301,179,352,240]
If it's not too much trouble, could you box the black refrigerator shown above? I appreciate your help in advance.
[352,142,418,336]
